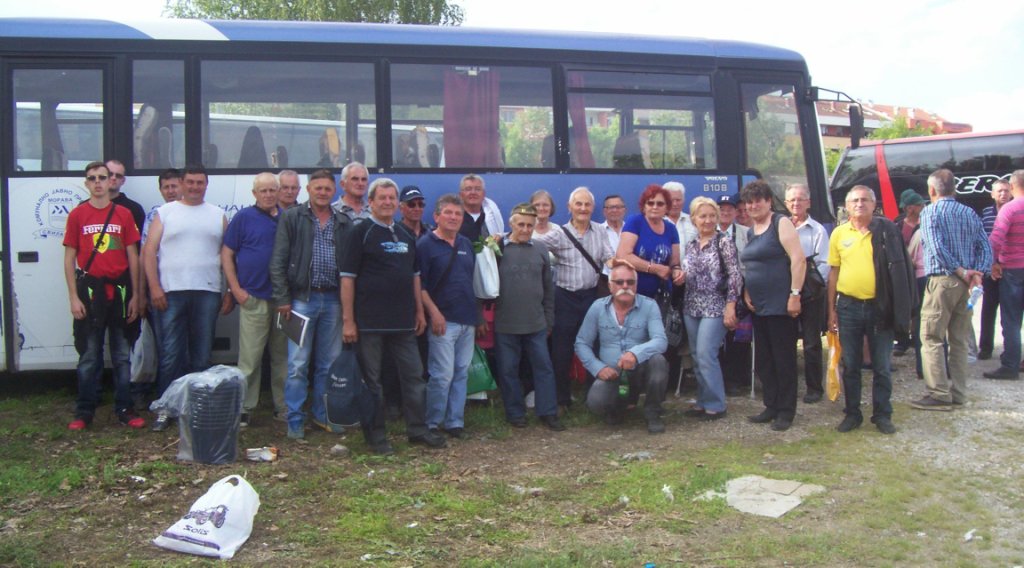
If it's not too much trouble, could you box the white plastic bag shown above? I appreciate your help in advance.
[130,318,157,384]
[153,474,260,560]
[473,246,500,299]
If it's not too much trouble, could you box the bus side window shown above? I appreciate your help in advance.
[13,68,104,172]
[133,61,185,170]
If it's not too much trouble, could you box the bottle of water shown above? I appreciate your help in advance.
[966,285,983,310]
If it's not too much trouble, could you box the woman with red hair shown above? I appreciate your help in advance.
[616,184,685,298]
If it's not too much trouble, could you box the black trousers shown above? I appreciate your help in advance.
[798,294,826,394]
[753,314,798,419]
[357,332,428,442]
[979,275,1000,355]
[551,286,597,406]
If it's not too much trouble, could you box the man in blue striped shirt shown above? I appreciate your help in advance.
[913,169,993,411]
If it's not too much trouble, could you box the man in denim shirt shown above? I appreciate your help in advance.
[576,261,668,433]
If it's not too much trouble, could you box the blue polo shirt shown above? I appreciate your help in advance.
[223,205,279,300]
[417,231,478,327]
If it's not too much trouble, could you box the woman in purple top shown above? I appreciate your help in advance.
[616,184,684,297]
[681,197,741,419]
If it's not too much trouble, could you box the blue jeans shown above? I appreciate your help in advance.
[76,321,132,419]
[495,330,558,420]
[837,295,894,420]
[426,321,475,430]
[156,290,220,396]
[284,291,342,428]
[684,314,728,413]
[998,268,1024,371]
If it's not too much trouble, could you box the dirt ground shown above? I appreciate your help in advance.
[3,319,1024,566]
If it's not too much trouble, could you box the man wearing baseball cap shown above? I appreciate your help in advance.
[716,193,751,397]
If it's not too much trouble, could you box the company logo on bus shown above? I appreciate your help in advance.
[33,187,86,239]
[956,174,1011,195]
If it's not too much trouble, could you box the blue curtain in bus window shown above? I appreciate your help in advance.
[566,73,595,168]
[443,68,501,167]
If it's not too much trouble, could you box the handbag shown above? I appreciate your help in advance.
[467,345,497,394]
[714,232,730,294]
[472,246,500,299]
[323,344,376,428]
[802,253,826,304]
[657,285,684,348]
[153,475,260,560]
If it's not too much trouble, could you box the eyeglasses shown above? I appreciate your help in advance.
[646,200,666,207]
[109,173,125,179]
[86,174,108,182]
[785,198,808,204]
[404,200,426,209]
[610,279,636,286]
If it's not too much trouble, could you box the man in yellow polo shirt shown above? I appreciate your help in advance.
[827,186,916,435]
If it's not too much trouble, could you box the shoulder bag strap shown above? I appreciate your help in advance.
[429,240,461,296]
[81,203,118,275]
[559,223,602,275]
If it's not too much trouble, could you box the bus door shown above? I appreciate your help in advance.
[4,61,113,371]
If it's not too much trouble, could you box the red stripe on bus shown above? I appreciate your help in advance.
[875,145,898,219]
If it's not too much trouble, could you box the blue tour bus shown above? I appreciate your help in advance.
[0,18,831,372]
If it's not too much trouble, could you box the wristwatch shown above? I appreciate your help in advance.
[790,288,801,297]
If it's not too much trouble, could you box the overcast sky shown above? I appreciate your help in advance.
[3,0,1022,131]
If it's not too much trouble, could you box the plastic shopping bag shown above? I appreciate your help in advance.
[826,331,842,402]
[130,318,157,384]
[153,475,260,560]
[467,345,497,394]
[473,246,500,299]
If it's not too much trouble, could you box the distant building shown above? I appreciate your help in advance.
[817,101,972,152]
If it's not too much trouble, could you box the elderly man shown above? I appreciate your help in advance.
[270,169,351,439]
[277,169,301,210]
[341,178,446,454]
[332,162,370,221]
[534,187,613,410]
[986,170,1024,380]
[785,183,830,403]
[419,194,481,439]
[144,164,227,432]
[599,195,627,276]
[576,262,668,433]
[458,174,504,241]
[64,161,143,430]
[978,179,1014,360]
[913,169,992,409]
[221,173,287,426]
[663,181,697,249]
[828,186,915,433]
[494,203,564,431]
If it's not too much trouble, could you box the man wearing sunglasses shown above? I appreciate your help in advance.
[575,261,668,434]
[105,159,146,238]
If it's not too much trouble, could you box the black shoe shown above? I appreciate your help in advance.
[836,415,862,433]
[539,415,566,432]
[748,410,776,424]
[910,395,953,411]
[699,411,726,422]
[508,416,528,428]
[873,416,897,435]
[370,440,395,455]
[983,367,1020,380]
[409,430,448,448]
[683,407,706,418]
[443,427,467,439]
[770,416,793,431]
[978,351,992,360]
[151,413,172,432]
[646,413,666,434]
[803,391,823,404]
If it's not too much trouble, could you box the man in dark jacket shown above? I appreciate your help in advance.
[827,186,916,435]
[269,169,352,439]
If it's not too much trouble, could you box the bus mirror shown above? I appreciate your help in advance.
[805,86,820,102]
[850,104,864,149]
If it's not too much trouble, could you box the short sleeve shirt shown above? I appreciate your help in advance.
[340,218,419,333]
[63,202,140,280]
[828,222,875,300]
[223,206,279,300]
[622,214,679,297]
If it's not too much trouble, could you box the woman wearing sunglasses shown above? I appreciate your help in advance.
[616,184,685,298]
[681,197,741,421]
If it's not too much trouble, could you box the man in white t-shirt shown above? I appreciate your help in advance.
[143,164,227,431]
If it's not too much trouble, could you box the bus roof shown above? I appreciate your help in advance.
[0,17,805,63]
[855,129,1024,147]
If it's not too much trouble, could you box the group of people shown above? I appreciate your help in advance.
[63,158,1023,452]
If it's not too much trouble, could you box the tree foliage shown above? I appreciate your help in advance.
[868,115,933,140]
[165,0,465,25]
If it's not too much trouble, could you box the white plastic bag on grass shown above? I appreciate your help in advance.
[153,474,260,560]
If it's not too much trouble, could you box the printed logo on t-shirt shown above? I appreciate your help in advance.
[841,238,854,248]
[84,223,125,253]
[382,241,409,254]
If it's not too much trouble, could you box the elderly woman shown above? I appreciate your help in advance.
[616,184,685,297]
[681,197,741,420]
[530,189,556,238]
[739,180,806,431]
